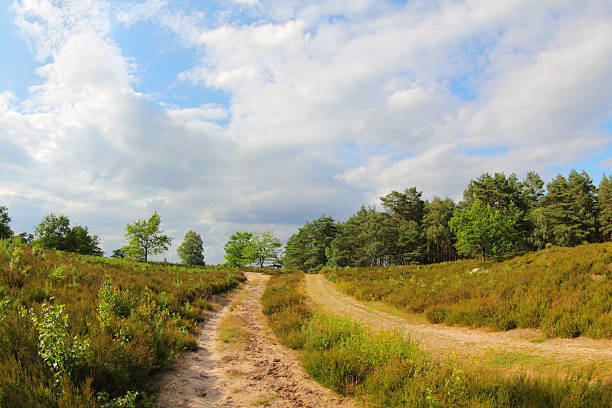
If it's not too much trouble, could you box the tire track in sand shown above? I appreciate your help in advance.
[155,272,358,407]
[305,273,612,381]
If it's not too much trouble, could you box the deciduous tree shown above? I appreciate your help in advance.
[224,231,256,267]
[0,205,13,239]
[34,214,103,256]
[449,197,514,262]
[122,212,172,262]
[252,231,282,268]
[177,230,205,265]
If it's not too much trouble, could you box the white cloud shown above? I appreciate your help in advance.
[115,0,167,27]
[600,158,612,169]
[1,0,612,263]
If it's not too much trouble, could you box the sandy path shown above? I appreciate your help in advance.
[305,274,612,380]
[155,272,358,407]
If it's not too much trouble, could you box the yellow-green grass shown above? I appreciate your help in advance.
[0,238,245,408]
[322,243,612,339]
[218,314,249,346]
[263,272,611,407]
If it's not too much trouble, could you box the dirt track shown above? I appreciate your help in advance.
[305,273,612,381]
[155,272,357,407]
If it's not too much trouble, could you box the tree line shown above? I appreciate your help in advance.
[0,209,207,266]
[284,170,612,271]
[0,206,284,268]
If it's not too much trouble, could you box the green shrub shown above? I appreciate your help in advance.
[322,243,612,339]
[0,245,245,406]
[262,271,611,407]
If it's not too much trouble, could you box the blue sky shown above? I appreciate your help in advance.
[1,0,611,263]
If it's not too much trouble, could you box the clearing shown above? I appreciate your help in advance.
[305,273,612,382]
[155,272,357,407]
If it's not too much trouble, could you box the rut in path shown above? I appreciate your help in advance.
[155,272,358,408]
[305,273,612,381]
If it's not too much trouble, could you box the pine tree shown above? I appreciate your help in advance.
[598,174,612,242]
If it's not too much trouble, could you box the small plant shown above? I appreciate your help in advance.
[0,296,11,319]
[31,300,90,386]
[98,391,139,408]
[32,245,46,260]
[98,277,133,330]
[9,246,31,276]
[172,275,183,288]
[50,265,67,280]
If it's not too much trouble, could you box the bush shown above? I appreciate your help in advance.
[0,243,245,406]
[262,271,611,407]
[322,243,612,339]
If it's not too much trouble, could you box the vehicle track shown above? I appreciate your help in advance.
[155,272,358,407]
[305,273,612,381]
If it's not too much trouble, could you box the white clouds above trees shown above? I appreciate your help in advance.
[1,0,611,262]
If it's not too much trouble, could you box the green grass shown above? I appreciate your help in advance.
[0,238,245,407]
[218,314,248,345]
[488,352,534,368]
[262,271,611,407]
[321,243,612,339]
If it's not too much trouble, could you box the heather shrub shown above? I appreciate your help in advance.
[323,243,612,338]
[0,241,244,407]
[262,272,611,407]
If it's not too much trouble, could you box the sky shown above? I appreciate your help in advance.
[1,0,612,264]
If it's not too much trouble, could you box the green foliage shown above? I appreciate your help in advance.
[97,277,132,331]
[0,205,13,239]
[284,215,337,272]
[380,187,427,264]
[599,174,612,242]
[110,249,125,259]
[10,245,31,281]
[97,391,138,408]
[449,197,515,261]
[534,171,599,247]
[34,214,103,256]
[285,169,612,270]
[251,231,282,268]
[177,230,205,266]
[31,301,90,386]
[122,212,171,262]
[262,273,610,407]
[261,272,312,349]
[0,243,245,406]
[223,231,256,267]
[322,243,612,338]
[423,197,457,263]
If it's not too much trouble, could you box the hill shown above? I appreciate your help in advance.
[322,243,612,339]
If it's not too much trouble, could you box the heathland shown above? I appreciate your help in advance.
[0,239,244,407]
[262,271,611,407]
[321,243,612,339]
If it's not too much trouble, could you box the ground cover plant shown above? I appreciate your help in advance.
[262,272,611,407]
[0,238,245,407]
[321,243,612,339]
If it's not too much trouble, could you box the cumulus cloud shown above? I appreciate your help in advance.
[1,0,611,262]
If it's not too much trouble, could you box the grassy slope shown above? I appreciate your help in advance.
[322,243,612,339]
[0,239,245,407]
[262,272,611,407]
